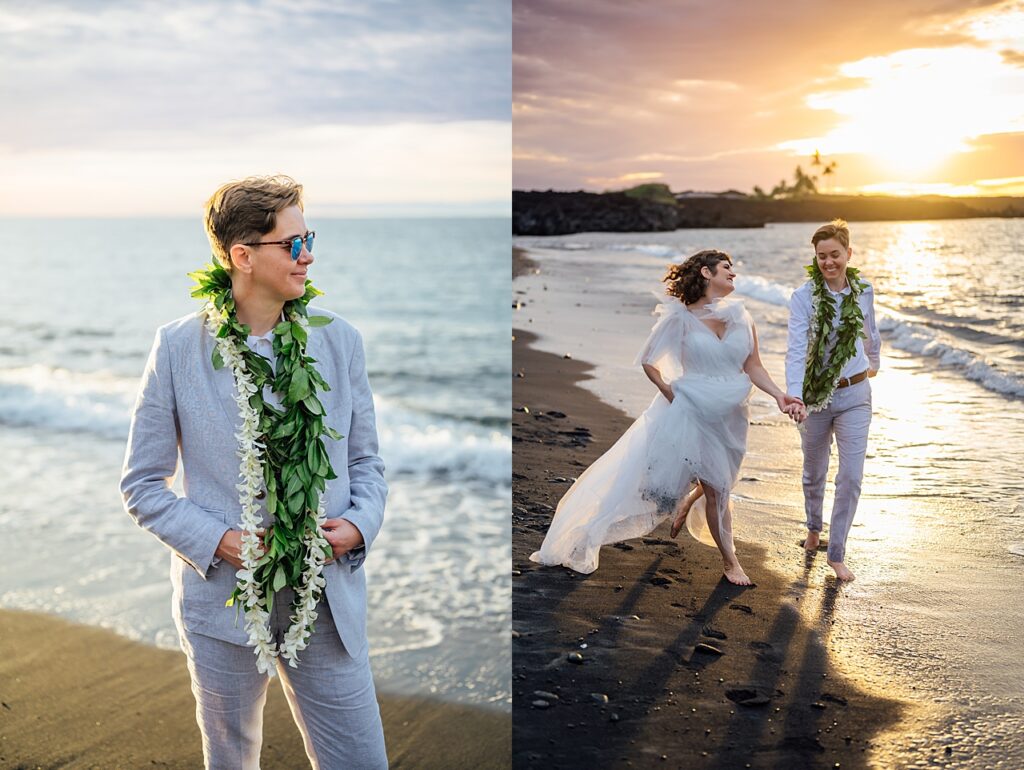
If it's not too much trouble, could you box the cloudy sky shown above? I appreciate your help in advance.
[514,0,1024,196]
[0,0,510,216]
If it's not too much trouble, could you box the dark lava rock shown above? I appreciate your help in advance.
[512,190,769,236]
[567,652,584,665]
[693,643,724,656]
[701,625,727,640]
[533,690,559,701]
[531,700,551,709]
[590,693,609,705]
[650,577,672,586]
[725,688,770,707]
[546,411,567,418]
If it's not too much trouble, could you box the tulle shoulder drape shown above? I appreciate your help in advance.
[633,294,753,381]
[633,293,688,383]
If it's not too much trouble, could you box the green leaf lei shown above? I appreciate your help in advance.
[801,262,868,411]
[187,262,340,616]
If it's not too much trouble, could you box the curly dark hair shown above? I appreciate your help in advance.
[663,249,732,304]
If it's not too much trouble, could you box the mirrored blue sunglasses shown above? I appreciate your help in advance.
[243,230,315,261]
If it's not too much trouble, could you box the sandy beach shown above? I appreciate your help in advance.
[0,609,509,769]
[512,239,1024,769]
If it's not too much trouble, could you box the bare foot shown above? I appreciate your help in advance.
[723,559,752,586]
[828,560,855,582]
[669,505,689,539]
[670,484,704,538]
[803,530,820,552]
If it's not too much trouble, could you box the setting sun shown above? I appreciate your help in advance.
[780,46,1024,179]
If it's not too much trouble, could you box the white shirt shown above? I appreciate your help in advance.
[785,279,881,398]
[244,325,281,410]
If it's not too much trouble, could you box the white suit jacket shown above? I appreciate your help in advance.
[119,307,386,659]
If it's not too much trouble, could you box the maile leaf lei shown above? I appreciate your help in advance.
[801,262,867,412]
[187,261,342,674]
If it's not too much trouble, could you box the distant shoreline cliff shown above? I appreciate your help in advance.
[513,188,1024,236]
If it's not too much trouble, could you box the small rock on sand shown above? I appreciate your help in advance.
[701,625,727,640]
[693,643,724,656]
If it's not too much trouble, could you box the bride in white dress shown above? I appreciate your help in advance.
[530,250,805,584]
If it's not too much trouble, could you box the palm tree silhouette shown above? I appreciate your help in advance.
[810,149,837,194]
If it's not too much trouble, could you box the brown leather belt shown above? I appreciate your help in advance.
[837,370,869,389]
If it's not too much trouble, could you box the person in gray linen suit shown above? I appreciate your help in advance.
[786,219,881,584]
[120,176,388,769]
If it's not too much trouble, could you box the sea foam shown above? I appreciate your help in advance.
[0,365,509,484]
[879,317,1024,398]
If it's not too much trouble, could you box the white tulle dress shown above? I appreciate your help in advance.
[530,295,754,574]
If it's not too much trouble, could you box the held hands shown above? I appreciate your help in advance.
[322,518,364,562]
[776,393,807,424]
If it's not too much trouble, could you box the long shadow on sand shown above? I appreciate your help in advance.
[513,535,903,770]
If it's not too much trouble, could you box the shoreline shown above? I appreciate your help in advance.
[511,324,906,767]
[0,608,510,769]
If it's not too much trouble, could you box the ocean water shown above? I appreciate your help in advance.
[0,216,511,709]
[515,219,1024,765]
[515,219,1024,493]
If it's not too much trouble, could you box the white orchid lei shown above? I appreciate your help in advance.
[802,262,868,413]
[188,262,340,675]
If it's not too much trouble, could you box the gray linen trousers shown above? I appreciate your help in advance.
[120,307,388,769]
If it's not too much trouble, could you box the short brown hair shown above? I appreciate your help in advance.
[663,249,732,305]
[811,218,850,250]
[203,175,304,270]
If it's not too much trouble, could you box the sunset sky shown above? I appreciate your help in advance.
[514,0,1024,196]
[0,0,510,216]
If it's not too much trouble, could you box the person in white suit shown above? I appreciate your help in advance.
[120,176,388,769]
[786,219,881,583]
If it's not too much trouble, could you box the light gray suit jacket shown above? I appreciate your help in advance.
[119,307,386,660]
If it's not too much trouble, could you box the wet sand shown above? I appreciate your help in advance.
[512,328,904,769]
[0,609,510,769]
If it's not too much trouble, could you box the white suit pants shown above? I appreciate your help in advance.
[178,589,387,770]
[800,378,872,563]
